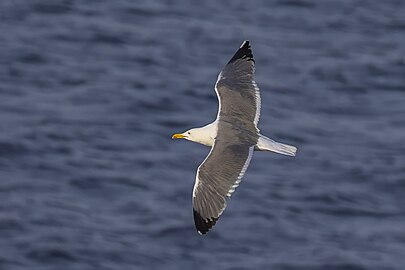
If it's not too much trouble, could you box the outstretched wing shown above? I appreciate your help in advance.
[192,141,254,234]
[215,40,261,126]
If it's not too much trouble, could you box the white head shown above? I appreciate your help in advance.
[172,125,216,147]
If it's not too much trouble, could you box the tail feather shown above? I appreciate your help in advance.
[255,134,297,156]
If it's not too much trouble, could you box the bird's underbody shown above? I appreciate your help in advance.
[172,120,296,155]
[172,41,297,235]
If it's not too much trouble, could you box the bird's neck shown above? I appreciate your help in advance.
[193,121,218,147]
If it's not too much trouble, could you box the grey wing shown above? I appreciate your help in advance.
[192,140,254,234]
[215,40,261,126]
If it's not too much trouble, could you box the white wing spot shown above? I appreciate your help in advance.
[226,147,254,197]
[252,80,261,125]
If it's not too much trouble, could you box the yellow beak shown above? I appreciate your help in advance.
[172,133,186,139]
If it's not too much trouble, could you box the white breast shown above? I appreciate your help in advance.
[191,121,218,147]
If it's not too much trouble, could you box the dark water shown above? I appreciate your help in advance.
[1,1,405,269]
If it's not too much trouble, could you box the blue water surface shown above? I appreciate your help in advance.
[1,1,405,269]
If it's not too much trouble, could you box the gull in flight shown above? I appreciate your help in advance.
[172,41,297,234]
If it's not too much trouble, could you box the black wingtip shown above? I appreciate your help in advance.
[227,40,255,64]
[193,209,217,235]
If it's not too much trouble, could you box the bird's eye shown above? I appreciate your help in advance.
[188,132,190,134]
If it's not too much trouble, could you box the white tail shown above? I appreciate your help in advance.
[256,134,297,156]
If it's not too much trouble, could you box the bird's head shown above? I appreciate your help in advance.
[171,129,195,142]
[172,128,214,146]
[172,125,215,147]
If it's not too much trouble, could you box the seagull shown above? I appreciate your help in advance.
[172,41,297,234]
